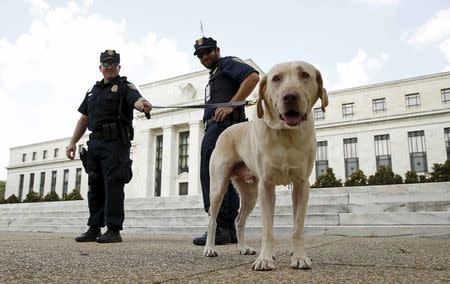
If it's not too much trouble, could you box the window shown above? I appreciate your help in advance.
[343,138,359,178]
[445,128,450,159]
[32,152,37,161]
[405,93,420,109]
[154,135,163,197]
[342,103,354,118]
[39,172,45,197]
[75,168,82,190]
[179,182,188,196]
[51,170,57,192]
[54,148,59,158]
[62,169,69,197]
[29,173,35,193]
[313,107,325,121]
[18,174,24,200]
[374,134,392,170]
[408,130,428,173]
[22,154,26,162]
[372,98,386,113]
[315,141,328,178]
[43,150,48,159]
[442,88,450,104]
[178,131,190,174]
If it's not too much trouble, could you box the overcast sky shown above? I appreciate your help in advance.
[0,0,449,180]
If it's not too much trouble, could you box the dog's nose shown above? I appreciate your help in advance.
[283,93,297,104]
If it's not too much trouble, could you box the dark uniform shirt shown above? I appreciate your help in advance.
[203,56,258,121]
[78,76,141,131]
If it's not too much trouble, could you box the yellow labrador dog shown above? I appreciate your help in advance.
[203,61,328,271]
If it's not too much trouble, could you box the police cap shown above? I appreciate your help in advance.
[100,49,120,63]
[193,37,217,55]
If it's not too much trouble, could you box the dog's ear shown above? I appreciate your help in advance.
[257,75,267,118]
[316,69,329,112]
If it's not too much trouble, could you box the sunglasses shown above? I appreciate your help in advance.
[196,47,214,59]
[101,62,119,68]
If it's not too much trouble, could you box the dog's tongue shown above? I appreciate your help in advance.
[283,111,306,126]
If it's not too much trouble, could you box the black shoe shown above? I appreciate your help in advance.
[75,227,101,242]
[193,227,231,246]
[95,228,122,243]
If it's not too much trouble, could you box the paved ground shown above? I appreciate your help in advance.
[0,231,449,283]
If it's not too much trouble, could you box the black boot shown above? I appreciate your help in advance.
[193,227,231,246]
[75,227,101,242]
[95,228,122,243]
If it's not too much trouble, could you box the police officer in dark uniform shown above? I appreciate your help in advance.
[192,37,259,246]
[67,50,152,243]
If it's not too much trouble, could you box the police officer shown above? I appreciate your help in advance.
[66,50,152,243]
[192,37,260,246]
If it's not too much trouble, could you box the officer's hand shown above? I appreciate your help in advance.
[214,107,234,122]
[66,144,76,160]
[142,100,152,113]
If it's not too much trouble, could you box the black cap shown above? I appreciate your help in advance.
[193,37,217,55]
[100,49,120,63]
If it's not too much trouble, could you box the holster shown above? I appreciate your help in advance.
[80,147,88,173]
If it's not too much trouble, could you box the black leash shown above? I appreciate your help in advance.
[143,100,256,119]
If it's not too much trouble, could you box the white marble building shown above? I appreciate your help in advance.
[5,61,450,200]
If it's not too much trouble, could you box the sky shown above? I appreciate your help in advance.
[0,0,449,180]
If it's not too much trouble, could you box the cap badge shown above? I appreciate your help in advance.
[196,38,204,46]
[106,50,115,55]
[111,85,118,92]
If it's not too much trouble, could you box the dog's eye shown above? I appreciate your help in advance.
[272,75,282,83]
[300,72,310,79]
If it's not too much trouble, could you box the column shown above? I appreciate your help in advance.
[140,129,154,198]
[161,126,175,196]
[188,121,203,195]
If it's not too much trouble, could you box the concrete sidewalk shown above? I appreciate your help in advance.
[1,231,449,283]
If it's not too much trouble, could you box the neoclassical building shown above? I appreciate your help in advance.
[5,61,450,200]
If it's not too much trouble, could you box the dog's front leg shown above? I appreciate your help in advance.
[252,181,276,271]
[290,181,312,269]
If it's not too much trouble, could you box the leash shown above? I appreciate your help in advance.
[143,100,256,119]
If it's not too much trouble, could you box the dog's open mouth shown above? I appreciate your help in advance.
[279,110,307,126]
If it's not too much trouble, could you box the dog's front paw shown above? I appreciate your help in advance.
[252,257,275,271]
[238,245,256,255]
[203,246,218,257]
[290,255,312,269]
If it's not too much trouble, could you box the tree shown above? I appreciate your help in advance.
[428,159,450,182]
[368,166,403,185]
[6,194,21,203]
[345,170,368,186]
[63,189,83,201]
[0,180,5,204]
[43,191,61,202]
[23,191,43,203]
[404,170,419,184]
[312,168,342,188]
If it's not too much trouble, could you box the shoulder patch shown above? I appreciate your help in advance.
[127,83,137,90]
[86,85,95,95]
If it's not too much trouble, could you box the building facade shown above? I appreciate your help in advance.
[5,62,450,200]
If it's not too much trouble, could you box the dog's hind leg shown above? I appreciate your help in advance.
[203,159,232,257]
[232,179,258,256]
[290,181,312,269]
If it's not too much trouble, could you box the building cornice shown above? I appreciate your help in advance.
[6,158,82,170]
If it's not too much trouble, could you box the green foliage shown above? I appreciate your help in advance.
[404,170,419,184]
[312,168,342,188]
[6,194,21,203]
[43,190,61,202]
[0,180,5,204]
[23,191,43,203]
[344,170,368,186]
[368,166,403,185]
[428,159,450,182]
[63,189,83,201]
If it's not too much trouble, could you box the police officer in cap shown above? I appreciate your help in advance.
[67,49,152,243]
[192,37,259,245]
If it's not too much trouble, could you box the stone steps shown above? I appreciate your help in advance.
[0,183,448,237]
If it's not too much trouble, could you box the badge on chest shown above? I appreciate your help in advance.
[111,85,118,92]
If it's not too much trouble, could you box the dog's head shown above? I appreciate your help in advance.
[257,61,328,129]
